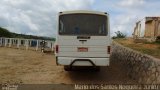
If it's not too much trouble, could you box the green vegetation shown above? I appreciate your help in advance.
[114,38,160,59]
[0,27,55,41]
[0,27,12,37]
[112,31,126,39]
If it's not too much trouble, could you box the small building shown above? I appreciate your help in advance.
[133,17,160,42]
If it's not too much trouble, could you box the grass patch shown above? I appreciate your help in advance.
[114,38,160,59]
[144,41,160,44]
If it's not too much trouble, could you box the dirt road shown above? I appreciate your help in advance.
[0,47,136,84]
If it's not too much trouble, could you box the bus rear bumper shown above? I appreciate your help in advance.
[56,57,110,66]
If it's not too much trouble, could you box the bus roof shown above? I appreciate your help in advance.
[59,10,108,16]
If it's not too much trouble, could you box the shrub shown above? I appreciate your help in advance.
[112,31,126,39]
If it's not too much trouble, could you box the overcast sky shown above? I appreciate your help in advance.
[0,0,160,37]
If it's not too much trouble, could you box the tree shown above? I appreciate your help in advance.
[112,31,126,39]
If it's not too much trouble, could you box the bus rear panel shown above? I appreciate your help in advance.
[55,10,111,70]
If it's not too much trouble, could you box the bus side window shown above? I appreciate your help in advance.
[59,20,65,33]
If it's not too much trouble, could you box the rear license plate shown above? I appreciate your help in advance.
[77,47,88,52]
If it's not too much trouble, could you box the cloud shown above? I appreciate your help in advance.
[106,0,160,36]
[111,14,138,36]
[118,0,145,8]
[0,0,94,37]
[0,0,160,37]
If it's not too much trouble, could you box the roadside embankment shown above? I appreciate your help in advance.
[111,42,160,84]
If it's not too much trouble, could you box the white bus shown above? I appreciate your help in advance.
[55,10,111,71]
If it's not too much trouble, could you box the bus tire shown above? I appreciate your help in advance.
[64,66,71,71]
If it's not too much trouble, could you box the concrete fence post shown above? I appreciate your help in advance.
[5,38,7,47]
[17,39,20,49]
[51,42,54,52]
[25,39,29,50]
[9,38,12,47]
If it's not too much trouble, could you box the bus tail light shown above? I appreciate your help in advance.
[55,45,59,53]
[107,46,111,54]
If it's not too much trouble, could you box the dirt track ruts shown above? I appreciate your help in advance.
[0,47,137,84]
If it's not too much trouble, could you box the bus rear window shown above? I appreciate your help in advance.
[59,14,108,36]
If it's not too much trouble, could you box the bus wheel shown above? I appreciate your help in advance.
[64,66,71,71]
